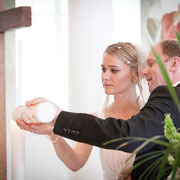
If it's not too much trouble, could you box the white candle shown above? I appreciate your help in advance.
[12,102,56,123]
[11,120,25,180]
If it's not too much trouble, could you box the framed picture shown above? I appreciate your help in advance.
[141,0,180,48]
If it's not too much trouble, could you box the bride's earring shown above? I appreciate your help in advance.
[132,79,136,82]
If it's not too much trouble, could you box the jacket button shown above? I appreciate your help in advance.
[63,128,67,133]
[71,130,76,135]
[66,129,70,134]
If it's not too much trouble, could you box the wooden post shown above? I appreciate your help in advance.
[0,3,31,179]
[0,24,6,180]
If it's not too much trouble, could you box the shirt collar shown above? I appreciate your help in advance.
[173,81,180,87]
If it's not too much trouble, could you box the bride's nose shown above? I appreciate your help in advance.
[102,70,111,80]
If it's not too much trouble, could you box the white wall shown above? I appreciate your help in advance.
[68,0,113,114]
[6,31,16,180]
[113,0,141,43]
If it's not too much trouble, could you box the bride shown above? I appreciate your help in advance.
[16,42,148,180]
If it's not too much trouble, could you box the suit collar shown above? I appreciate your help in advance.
[173,81,180,87]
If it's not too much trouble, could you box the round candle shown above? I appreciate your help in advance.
[12,102,56,123]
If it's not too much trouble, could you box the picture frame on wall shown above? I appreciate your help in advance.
[141,0,180,48]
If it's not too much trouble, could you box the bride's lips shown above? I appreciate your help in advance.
[103,84,112,87]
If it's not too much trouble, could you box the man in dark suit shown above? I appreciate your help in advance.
[17,39,180,179]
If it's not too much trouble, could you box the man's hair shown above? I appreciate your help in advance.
[161,39,180,58]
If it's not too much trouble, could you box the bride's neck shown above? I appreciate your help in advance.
[115,88,138,107]
[105,91,139,118]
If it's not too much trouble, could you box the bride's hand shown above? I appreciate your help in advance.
[16,119,54,136]
[25,97,47,107]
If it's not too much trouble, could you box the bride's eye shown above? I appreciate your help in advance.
[101,67,106,72]
[111,69,119,73]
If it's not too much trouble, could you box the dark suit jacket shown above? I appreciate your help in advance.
[53,85,180,179]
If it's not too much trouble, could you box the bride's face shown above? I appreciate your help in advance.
[101,53,135,95]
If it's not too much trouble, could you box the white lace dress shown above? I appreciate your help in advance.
[95,111,135,180]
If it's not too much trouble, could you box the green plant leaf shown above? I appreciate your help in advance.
[139,158,163,180]
[130,153,164,180]
[132,150,165,162]
[103,136,169,148]
[176,32,180,49]
[164,114,180,143]
[157,143,174,180]
[171,147,180,180]
[152,49,180,112]
[120,155,162,180]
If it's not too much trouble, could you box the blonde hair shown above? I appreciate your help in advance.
[103,42,144,110]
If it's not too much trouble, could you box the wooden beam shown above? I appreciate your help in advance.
[0,1,6,180]
[0,6,31,33]
[0,33,7,180]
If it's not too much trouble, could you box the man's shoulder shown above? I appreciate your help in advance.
[150,85,169,96]
[148,85,180,101]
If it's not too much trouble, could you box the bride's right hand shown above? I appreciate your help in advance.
[25,97,47,107]
[26,97,62,118]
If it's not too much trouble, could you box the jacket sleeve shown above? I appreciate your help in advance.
[53,86,179,153]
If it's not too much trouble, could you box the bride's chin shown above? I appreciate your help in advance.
[105,91,113,95]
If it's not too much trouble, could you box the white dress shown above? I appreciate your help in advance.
[95,111,135,180]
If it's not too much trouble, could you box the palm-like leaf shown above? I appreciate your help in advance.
[176,32,180,49]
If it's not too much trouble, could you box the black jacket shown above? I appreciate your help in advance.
[53,85,180,179]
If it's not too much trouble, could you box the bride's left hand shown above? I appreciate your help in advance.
[16,119,54,136]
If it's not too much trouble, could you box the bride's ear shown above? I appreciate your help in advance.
[131,71,138,83]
